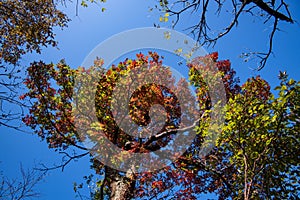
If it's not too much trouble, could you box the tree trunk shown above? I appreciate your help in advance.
[108,168,136,200]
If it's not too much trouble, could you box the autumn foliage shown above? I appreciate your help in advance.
[22,52,300,199]
[0,0,69,65]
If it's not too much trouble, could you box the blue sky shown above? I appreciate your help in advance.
[1,0,300,199]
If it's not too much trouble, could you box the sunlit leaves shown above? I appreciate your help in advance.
[22,51,299,199]
[22,60,77,149]
[159,13,169,22]
[0,0,69,65]
[81,0,88,7]
[80,0,107,13]
[217,75,300,199]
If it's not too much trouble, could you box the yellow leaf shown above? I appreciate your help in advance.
[175,48,183,54]
[164,31,171,40]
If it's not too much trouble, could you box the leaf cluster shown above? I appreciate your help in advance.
[0,0,69,66]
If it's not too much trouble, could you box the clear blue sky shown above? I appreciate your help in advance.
[0,1,300,199]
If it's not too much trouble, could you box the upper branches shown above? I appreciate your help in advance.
[160,0,294,70]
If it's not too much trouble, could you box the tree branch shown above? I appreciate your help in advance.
[252,0,293,23]
[35,151,89,172]
[162,0,294,70]
[143,113,204,148]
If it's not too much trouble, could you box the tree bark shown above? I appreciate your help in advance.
[108,168,136,200]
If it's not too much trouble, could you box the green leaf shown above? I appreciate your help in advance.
[81,0,88,7]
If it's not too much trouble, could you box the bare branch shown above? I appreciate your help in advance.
[161,0,295,70]
[257,17,278,70]
[0,164,45,200]
[252,0,293,23]
[208,2,247,44]
[0,66,27,131]
[35,151,89,172]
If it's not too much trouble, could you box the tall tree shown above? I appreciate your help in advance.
[21,51,299,199]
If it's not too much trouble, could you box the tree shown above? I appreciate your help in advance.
[0,0,109,129]
[21,51,299,199]
[156,0,295,70]
[0,0,69,129]
[1,0,295,199]
[215,74,300,199]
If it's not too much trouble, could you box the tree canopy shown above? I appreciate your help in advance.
[22,52,300,199]
[0,0,69,66]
